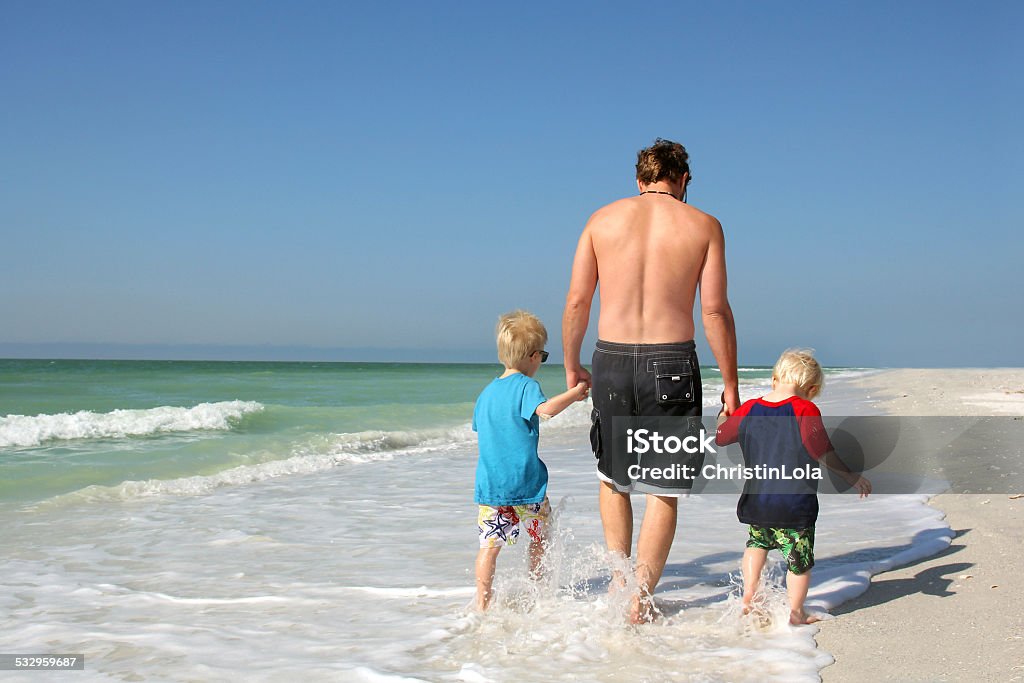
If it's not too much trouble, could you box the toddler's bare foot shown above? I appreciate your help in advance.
[742,602,772,629]
[789,609,821,625]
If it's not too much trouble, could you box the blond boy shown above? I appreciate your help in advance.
[472,310,589,610]
[716,349,871,625]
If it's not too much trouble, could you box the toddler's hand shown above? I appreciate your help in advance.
[851,475,872,498]
[574,382,590,401]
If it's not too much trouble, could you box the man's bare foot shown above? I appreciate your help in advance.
[629,594,657,624]
[789,609,821,625]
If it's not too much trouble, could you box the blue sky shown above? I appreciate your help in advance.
[1,2,1020,366]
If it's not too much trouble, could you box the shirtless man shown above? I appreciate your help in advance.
[562,139,740,622]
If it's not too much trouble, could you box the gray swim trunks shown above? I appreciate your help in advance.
[589,340,704,494]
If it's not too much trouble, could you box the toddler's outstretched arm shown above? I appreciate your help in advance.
[819,450,872,498]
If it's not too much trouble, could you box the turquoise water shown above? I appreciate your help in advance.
[0,359,789,503]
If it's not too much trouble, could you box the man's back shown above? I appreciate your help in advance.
[587,194,720,344]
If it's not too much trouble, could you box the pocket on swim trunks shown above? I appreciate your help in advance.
[652,359,696,405]
[589,408,602,458]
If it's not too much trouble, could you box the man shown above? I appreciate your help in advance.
[562,138,740,622]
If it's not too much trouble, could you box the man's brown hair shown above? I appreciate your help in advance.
[635,138,691,185]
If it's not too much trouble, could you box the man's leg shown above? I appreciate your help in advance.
[631,493,678,622]
[599,481,633,590]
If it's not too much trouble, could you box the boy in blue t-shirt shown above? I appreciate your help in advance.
[716,349,871,625]
[473,310,589,611]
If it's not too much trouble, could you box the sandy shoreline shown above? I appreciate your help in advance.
[816,369,1024,682]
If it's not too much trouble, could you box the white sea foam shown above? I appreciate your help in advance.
[2,434,952,682]
[0,401,264,449]
[40,420,481,504]
[44,448,399,504]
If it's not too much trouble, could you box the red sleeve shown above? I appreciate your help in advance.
[793,399,833,460]
[715,400,754,446]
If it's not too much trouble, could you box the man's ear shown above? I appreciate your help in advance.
[636,179,644,193]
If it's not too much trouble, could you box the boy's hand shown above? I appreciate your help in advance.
[849,475,872,498]
[573,381,590,401]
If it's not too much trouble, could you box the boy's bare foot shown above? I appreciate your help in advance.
[789,609,821,625]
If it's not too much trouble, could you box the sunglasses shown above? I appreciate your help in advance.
[536,350,549,363]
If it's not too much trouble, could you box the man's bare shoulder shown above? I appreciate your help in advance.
[586,196,639,225]
[686,204,723,233]
[685,202,719,222]
[587,197,722,234]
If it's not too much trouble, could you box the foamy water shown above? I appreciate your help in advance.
[0,363,953,681]
[0,400,264,449]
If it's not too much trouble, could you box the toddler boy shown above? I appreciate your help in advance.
[716,349,871,625]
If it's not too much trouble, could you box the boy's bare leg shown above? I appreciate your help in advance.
[630,494,678,624]
[786,570,819,624]
[528,537,546,579]
[475,547,501,610]
[741,547,768,613]
[599,482,633,592]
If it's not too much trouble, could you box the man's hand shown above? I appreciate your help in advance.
[719,388,741,417]
[567,366,592,392]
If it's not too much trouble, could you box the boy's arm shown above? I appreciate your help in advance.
[819,450,872,498]
[536,382,589,419]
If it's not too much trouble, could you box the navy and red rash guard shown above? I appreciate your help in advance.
[715,396,834,529]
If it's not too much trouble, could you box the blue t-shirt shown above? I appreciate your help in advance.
[472,372,548,506]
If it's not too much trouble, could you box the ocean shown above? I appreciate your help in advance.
[0,360,951,681]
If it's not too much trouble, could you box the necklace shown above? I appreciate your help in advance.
[640,190,677,198]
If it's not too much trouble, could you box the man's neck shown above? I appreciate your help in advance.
[639,181,682,199]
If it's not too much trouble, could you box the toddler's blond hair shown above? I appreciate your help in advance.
[773,348,824,396]
[496,310,548,367]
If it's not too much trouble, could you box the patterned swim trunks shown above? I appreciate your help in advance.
[746,525,815,575]
[477,498,551,548]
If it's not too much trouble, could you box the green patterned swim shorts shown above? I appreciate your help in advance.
[746,525,815,575]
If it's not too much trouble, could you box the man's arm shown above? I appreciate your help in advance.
[562,223,598,390]
[699,218,740,415]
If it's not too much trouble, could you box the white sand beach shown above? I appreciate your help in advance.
[816,369,1024,682]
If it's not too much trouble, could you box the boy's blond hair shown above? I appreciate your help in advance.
[496,310,548,367]
[773,348,825,395]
